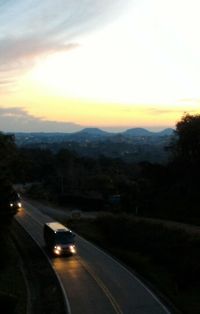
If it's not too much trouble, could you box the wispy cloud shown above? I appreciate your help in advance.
[0,37,78,68]
[0,0,131,89]
[0,36,79,88]
[0,107,81,132]
[0,38,79,92]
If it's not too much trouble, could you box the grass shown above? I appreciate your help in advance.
[0,233,27,314]
[64,214,200,314]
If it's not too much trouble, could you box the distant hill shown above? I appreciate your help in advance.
[77,128,109,135]
[122,128,174,137]
[73,128,110,137]
[123,128,154,136]
[158,128,174,136]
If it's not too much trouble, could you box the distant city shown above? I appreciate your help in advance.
[11,127,174,164]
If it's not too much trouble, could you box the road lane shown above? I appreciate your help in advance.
[52,257,119,314]
[15,200,171,314]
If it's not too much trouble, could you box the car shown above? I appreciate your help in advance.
[9,192,22,211]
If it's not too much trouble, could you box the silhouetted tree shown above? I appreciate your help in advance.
[165,113,200,222]
[170,113,200,165]
[0,132,18,221]
[0,132,17,179]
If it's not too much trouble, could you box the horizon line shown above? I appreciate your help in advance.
[5,126,175,134]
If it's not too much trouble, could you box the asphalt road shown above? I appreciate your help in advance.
[15,200,172,314]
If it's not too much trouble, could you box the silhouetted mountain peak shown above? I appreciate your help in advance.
[158,128,174,136]
[123,128,153,136]
[78,128,108,135]
[123,127,174,137]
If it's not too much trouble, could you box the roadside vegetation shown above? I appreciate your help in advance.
[0,230,27,314]
[0,133,26,313]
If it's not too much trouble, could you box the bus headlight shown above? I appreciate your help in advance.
[69,245,76,254]
[54,246,62,255]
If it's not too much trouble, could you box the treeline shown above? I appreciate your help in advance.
[2,113,200,224]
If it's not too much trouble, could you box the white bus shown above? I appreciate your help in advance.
[44,222,76,256]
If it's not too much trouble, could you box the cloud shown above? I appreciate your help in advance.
[0,36,79,89]
[0,107,81,132]
[0,0,132,89]
[0,79,14,86]
[0,37,78,67]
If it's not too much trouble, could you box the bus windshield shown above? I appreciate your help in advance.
[55,231,74,244]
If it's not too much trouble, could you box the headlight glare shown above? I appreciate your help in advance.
[69,245,76,254]
[53,246,62,255]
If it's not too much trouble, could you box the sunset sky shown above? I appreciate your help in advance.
[0,0,200,132]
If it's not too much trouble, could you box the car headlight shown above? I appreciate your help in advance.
[10,203,13,207]
[54,245,62,251]
[69,245,76,254]
[17,202,22,208]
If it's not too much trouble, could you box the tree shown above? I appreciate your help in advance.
[165,114,200,221]
[85,174,114,199]
[170,113,200,164]
[0,132,18,220]
[0,132,17,179]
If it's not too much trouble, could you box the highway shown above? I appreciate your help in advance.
[15,200,171,314]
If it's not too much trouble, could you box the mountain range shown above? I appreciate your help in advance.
[13,127,174,142]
